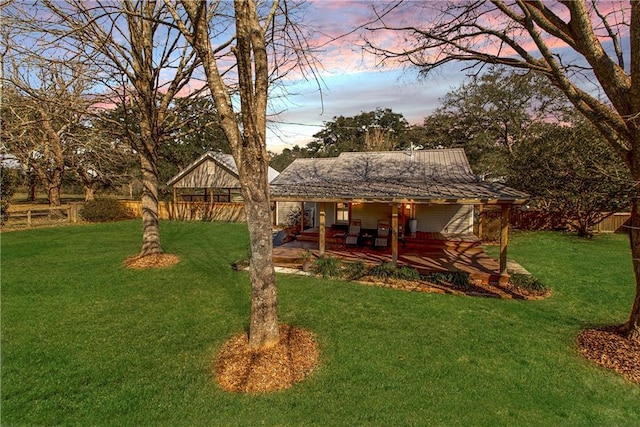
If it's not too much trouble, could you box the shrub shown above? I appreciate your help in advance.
[312,255,342,278]
[368,263,421,281]
[79,199,134,222]
[423,272,471,288]
[394,266,421,281]
[342,261,367,280]
[1,167,16,226]
[510,273,548,293]
[368,262,397,280]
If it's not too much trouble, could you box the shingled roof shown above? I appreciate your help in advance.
[269,148,528,204]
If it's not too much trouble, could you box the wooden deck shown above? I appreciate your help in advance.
[273,230,504,284]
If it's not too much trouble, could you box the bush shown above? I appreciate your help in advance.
[1,167,16,226]
[367,262,420,281]
[79,199,134,222]
[368,262,397,280]
[510,273,548,293]
[312,255,342,278]
[423,272,471,288]
[342,261,367,280]
[394,266,421,281]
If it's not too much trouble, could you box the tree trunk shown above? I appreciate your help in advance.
[174,0,280,350]
[139,152,162,257]
[240,153,279,350]
[48,185,61,207]
[47,167,63,208]
[625,187,640,341]
[84,186,95,202]
[245,190,279,350]
[27,173,37,202]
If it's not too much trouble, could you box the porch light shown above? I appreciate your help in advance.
[406,204,411,209]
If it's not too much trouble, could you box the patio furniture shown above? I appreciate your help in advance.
[345,219,361,246]
[375,220,390,248]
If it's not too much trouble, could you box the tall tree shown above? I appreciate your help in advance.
[39,0,202,257]
[1,59,93,207]
[68,114,137,201]
[367,1,640,339]
[158,97,230,187]
[509,118,633,237]
[423,67,567,178]
[308,108,409,157]
[269,144,310,172]
[167,0,315,349]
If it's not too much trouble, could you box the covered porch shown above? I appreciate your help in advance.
[272,231,505,284]
[269,149,529,283]
[275,200,516,283]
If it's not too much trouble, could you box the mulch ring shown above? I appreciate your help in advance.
[214,325,319,393]
[358,276,551,300]
[123,253,181,269]
[577,326,640,385]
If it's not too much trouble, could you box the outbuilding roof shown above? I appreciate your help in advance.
[269,148,528,204]
[167,151,280,187]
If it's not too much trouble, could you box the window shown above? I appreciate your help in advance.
[336,202,349,223]
[213,188,231,202]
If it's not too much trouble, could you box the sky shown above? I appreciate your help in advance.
[8,0,627,154]
[264,1,470,152]
[263,0,630,153]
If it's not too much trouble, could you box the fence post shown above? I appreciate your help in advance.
[27,210,32,227]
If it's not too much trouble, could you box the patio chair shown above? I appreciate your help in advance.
[345,219,361,246]
[375,220,390,248]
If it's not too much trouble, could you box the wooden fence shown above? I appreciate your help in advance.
[120,200,246,222]
[479,208,630,238]
[6,204,82,228]
[593,212,631,233]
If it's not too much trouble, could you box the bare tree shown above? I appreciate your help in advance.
[1,57,94,207]
[166,0,316,350]
[68,116,136,202]
[366,1,640,340]
[39,0,202,257]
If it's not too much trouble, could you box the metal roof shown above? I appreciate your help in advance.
[167,151,280,186]
[269,149,528,204]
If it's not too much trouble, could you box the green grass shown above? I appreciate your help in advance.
[2,223,639,426]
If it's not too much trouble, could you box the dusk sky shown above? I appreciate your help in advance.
[264,0,629,153]
[264,1,470,152]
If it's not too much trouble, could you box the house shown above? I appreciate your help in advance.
[167,151,283,222]
[269,148,529,278]
[167,151,280,201]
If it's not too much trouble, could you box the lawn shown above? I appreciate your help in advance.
[2,221,639,426]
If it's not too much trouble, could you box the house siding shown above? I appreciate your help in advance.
[413,205,473,234]
[173,159,240,189]
[276,201,302,226]
[351,203,390,229]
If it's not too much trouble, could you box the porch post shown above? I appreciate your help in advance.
[300,201,305,234]
[499,204,510,282]
[392,203,399,265]
[319,202,326,256]
[477,204,484,239]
